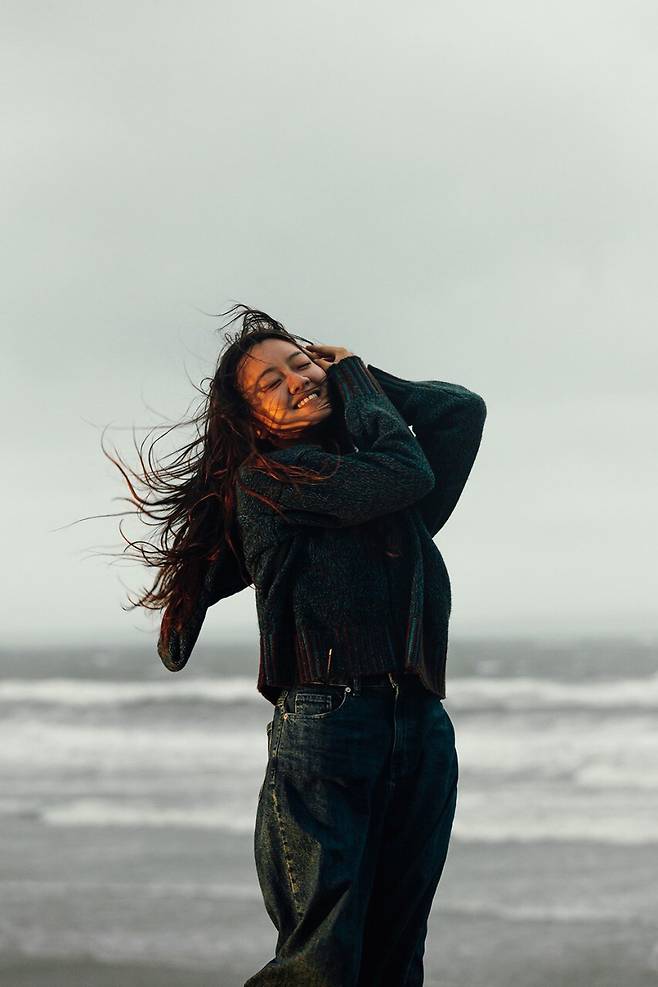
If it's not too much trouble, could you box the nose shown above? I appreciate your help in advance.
[290,373,311,398]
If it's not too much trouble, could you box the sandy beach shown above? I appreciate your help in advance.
[2,820,658,986]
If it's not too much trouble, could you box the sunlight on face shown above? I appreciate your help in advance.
[237,337,333,443]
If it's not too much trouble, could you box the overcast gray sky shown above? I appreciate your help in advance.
[4,1,656,648]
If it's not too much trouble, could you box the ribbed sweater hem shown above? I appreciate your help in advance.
[256,622,447,705]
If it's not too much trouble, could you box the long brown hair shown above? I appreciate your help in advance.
[98,303,356,653]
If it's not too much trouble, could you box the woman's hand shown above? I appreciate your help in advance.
[303,343,355,371]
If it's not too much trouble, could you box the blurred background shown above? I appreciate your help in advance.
[2,1,657,984]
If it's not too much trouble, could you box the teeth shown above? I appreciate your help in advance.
[297,390,320,408]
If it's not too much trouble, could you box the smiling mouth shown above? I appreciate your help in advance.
[294,386,325,410]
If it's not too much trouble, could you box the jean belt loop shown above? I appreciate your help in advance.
[351,674,361,696]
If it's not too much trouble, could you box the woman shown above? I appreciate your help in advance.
[120,304,486,985]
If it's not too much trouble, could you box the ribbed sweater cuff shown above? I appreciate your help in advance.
[326,354,386,403]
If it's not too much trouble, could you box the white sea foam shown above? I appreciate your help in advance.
[1,672,657,710]
[452,787,658,845]
[454,711,658,785]
[0,719,268,771]
[30,792,658,845]
[42,799,256,832]
[0,676,260,706]
[0,879,649,926]
[3,671,658,847]
[446,673,658,711]
[443,899,646,924]
[0,878,261,901]
[3,707,656,785]
[2,706,658,791]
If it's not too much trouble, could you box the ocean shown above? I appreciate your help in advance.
[1,636,657,986]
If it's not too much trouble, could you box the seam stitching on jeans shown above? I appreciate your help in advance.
[269,699,286,788]
[271,785,302,919]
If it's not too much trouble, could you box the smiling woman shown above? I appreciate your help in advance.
[98,303,358,664]
[235,336,339,448]
[99,300,486,987]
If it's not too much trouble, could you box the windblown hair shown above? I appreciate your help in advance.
[101,303,356,653]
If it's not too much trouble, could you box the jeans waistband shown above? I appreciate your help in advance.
[304,671,406,693]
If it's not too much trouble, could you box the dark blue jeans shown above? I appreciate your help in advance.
[245,671,458,986]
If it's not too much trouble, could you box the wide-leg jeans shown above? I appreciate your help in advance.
[244,672,459,987]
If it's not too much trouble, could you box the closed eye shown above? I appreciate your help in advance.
[264,362,312,389]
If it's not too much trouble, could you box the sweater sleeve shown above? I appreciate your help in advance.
[238,355,436,529]
[157,599,208,673]
[366,363,487,538]
[157,540,251,673]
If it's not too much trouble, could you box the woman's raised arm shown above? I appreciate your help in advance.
[238,355,436,529]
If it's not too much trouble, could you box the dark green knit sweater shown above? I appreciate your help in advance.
[158,355,486,705]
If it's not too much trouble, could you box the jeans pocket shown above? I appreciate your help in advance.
[285,685,350,720]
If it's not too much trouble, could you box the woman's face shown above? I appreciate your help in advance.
[237,337,333,443]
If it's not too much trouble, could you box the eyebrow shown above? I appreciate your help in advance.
[254,350,306,386]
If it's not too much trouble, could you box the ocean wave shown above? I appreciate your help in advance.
[3,709,658,793]
[42,799,256,832]
[1,673,658,710]
[443,899,646,924]
[0,676,260,706]
[0,720,268,770]
[446,674,658,711]
[27,794,658,846]
[452,788,658,845]
[0,877,261,901]
[0,880,642,924]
